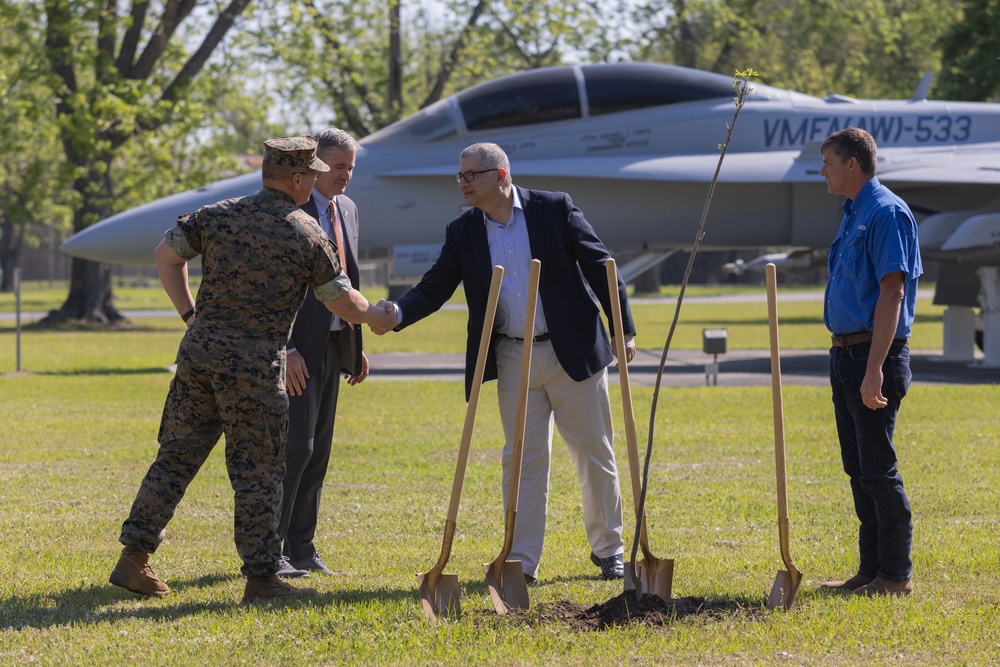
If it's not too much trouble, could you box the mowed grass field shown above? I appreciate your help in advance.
[1,283,998,665]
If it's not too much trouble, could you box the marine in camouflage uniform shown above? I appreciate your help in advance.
[111,137,390,600]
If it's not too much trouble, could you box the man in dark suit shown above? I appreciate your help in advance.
[277,128,366,577]
[373,142,637,583]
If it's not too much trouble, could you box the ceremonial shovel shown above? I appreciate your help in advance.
[605,259,674,600]
[765,262,803,610]
[417,265,504,621]
[484,258,540,614]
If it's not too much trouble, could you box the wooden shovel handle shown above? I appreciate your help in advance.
[506,259,541,514]
[765,263,790,521]
[605,259,649,549]
[445,265,504,524]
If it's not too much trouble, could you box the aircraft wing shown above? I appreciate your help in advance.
[379,145,1000,186]
[379,153,805,183]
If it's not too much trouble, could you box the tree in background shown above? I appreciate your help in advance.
[937,0,1000,101]
[39,0,255,324]
[0,0,73,292]
[264,0,618,138]
[625,0,959,100]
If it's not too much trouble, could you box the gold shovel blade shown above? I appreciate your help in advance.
[417,571,461,621]
[624,558,675,601]
[766,568,802,610]
[484,560,529,614]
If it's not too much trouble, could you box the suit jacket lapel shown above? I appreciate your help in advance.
[465,209,493,296]
[518,186,545,261]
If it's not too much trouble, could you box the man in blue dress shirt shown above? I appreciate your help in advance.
[817,127,922,597]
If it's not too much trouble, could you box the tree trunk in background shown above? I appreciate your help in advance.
[0,214,20,293]
[42,257,122,324]
[41,165,124,324]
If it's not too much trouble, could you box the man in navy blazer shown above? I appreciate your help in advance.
[375,142,637,582]
[277,128,366,577]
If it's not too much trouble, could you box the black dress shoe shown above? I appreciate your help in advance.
[291,554,346,576]
[590,551,625,580]
[276,556,309,579]
[523,572,539,586]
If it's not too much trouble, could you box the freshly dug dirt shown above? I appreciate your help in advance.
[530,593,764,631]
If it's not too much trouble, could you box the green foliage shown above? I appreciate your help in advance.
[627,0,960,100]
[0,0,74,286]
[263,0,628,137]
[936,0,1000,101]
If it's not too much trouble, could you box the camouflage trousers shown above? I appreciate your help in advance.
[119,362,288,577]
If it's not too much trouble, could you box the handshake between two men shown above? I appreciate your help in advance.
[320,290,398,334]
[369,300,398,336]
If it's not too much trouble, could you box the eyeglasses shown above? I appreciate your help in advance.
[455,169,497,184]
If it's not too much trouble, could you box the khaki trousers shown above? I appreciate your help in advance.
[496,337,624,578]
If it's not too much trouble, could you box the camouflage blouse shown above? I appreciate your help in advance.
[165,187,351,389]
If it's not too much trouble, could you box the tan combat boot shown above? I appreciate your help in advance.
[109,546,170,597]
[243,574,319,603]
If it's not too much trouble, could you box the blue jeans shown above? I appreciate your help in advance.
[830,340,913,581]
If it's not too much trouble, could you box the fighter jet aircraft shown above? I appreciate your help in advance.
[60,62,1000,364]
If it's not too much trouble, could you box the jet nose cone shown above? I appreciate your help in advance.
[59,171,260,266]
[59,215,163,266]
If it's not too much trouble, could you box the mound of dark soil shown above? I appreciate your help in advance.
[534,594,698,630]
[533,593,763,631]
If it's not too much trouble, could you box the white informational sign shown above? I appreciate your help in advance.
[393,244,442,278]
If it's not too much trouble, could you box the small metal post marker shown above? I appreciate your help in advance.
[702,327,727,386]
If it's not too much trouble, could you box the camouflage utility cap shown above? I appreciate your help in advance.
[263,136,330,172]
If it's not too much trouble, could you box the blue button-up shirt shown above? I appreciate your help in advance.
[484,188,549,339]
[824,177,922,338]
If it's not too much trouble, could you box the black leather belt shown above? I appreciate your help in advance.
[831,332,907,349]
[328,328,345,340]
[503,332,550,343]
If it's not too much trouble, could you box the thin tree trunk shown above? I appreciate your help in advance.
[0,215,19,293]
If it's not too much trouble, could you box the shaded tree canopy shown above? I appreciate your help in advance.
[936,0,1000,101]
[37,0,255,323]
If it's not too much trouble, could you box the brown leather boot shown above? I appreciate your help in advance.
[852,576,913,597]
[243,574,319,603]
[817,573,874,593]
[109,546,170,597]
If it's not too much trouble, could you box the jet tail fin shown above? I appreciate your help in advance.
[911,72,934,102]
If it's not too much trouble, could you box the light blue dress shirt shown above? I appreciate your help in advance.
[484,188,548,339]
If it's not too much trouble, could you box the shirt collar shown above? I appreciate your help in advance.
[482,187,523,227]
[844,177,880,215]
[312,188,333,212]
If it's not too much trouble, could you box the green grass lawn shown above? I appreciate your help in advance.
[0,291,994,666]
